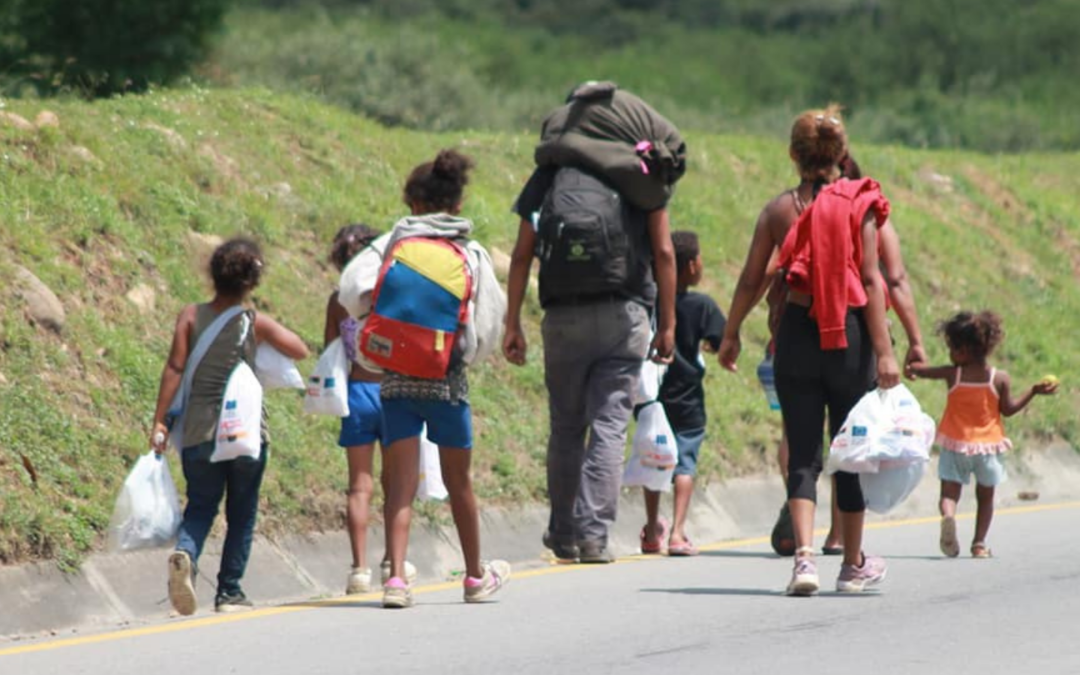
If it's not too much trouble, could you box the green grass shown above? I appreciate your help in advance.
[1,87,1078,567]
[203,5,1080,152]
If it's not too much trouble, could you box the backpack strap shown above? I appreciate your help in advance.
[168,305,246,420]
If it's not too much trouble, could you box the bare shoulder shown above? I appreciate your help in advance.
[993,368,1012,388]
[760,189,795,220]
[758,188,799,242]
[175,303,198,327]
[326,291,348,321]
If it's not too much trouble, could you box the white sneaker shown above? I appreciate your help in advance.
[168,551,197,616]
[463,560,511,603]
[346,566,372,595]
[380,559,418,586]
[786,555,820,597]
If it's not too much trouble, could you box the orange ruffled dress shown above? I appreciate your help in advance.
[936,368,1012,455]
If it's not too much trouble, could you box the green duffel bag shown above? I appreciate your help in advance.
[535,81,687,212]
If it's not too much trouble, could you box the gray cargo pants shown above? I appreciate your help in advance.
[541,298,651,548]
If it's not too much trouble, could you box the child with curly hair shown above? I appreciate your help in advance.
[910,310,1057,559]
[151,238,309,615]
[323,223,418,595]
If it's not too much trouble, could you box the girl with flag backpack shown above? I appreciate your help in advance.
[150,238,309,616]
[371,149,509,609]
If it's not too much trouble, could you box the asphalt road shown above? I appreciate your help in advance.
[5,501,1079,675]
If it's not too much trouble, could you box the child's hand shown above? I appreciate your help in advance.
[903,344,928,380]
[1034,375,1060,395]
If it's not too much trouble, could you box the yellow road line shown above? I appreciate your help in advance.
[3,499,1078,658]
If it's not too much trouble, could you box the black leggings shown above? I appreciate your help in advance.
[774,304,874,513]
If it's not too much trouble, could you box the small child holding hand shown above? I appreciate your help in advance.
[909,310,1057,559]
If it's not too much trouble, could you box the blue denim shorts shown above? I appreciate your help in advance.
[674,427,706,477]
[938,449,1007,487]
[382,397,472,449]
[338,381,383,447]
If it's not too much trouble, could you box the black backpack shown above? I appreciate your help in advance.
[536,167,639,305]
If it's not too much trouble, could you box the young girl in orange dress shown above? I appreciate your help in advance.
[909,310,1057,559]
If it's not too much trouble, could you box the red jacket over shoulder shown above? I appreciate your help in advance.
[778,178,890,350]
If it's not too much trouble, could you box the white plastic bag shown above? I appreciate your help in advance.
[255,344,304,390]
[416,427,448,501]
[826,384,935,513]
[632,358,668,407]
[859,461,928,514]
[211,361,264,463]
[827,384,936,474]
[623,401,678,492]
[108,452,183,552]
[303,337,350,417]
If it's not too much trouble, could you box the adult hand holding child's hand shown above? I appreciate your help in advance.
[717,334,740,372]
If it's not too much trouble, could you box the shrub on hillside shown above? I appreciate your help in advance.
[3,0,229,97]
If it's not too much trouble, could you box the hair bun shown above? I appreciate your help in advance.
[433,149,473,183]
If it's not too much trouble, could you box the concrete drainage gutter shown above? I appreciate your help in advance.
[2,443,1077,642]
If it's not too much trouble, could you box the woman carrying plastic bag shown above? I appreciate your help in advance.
[826,384,936,514]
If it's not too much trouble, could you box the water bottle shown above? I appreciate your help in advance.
[756,353,781,411]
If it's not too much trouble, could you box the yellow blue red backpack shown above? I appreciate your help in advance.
[360,234,473,379]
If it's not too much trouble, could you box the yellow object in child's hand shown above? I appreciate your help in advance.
[1040,374,1060,387]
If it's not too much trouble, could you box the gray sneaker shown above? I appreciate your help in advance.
[542,531,580,562]
[214,590,254,613]
[578,541,615,564]
[167,551,197,616]
[837,553,887,593]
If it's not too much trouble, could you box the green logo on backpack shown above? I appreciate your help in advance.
[567,240,589,262]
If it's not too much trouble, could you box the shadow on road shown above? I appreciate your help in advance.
[698,550,781,559]
[640,587,885,598]
[639,587,781,596]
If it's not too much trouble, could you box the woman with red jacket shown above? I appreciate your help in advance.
[719,106,923,595]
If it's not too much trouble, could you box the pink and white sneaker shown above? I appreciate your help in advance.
[837,553,887,593]
[463,560,511,603]
[382,576,414,609]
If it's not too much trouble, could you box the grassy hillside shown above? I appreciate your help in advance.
[206,3,1080,152]
[1,87,1078,568]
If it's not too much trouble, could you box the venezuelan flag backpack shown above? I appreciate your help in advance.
[360,235,473,379]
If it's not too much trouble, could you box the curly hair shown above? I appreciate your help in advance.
[210,237,263,297]
[939,310,1005,361]
[403,148,474,213]
[329,223,381,271]
[790,104,848,186]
